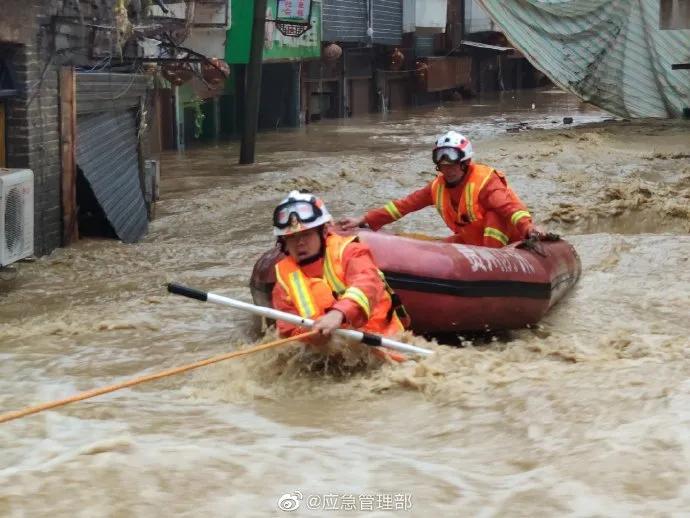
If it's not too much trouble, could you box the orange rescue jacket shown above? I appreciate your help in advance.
[431,163,531,245]
[274,234,405,336]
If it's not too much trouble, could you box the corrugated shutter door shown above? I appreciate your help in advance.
[373,0,403,45]
[322,0,367,42]
[76,111,148,243]
[76,72,149,115]
[323,0,402,44]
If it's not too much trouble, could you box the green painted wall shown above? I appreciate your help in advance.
[226,0,321,64]
[226,0,253,64]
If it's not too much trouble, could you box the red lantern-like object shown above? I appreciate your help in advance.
[323,43,343,62]
[415,60,429,88]
[390,48,405,71]
[161,62,194,86]
[202,58,230,86]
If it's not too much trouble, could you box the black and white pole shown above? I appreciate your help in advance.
[167,283,433,357]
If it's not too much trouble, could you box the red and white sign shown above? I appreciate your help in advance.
[277,0,311,23]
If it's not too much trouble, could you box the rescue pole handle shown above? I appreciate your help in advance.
[169,284,207,301]
[167,283,433,356]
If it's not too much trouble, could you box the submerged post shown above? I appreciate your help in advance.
[240,0,268,165]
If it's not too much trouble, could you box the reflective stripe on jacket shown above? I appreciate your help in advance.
[431,163,495,233]
[274,234,404,336]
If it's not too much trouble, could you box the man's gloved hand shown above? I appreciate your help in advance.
[526,228,542,241]
[526,228,560,241]
[519,227,560,256]
[337,216,367,231]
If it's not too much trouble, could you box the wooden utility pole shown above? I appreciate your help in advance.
[239,0,268,164]
[59,66,78,244]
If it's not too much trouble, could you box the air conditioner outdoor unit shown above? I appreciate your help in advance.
[0,169,34,266]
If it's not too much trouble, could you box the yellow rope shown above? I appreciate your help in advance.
[0,331,317,425]
[395,232,441,241]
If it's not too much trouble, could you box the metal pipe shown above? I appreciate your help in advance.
[167,283,434,356]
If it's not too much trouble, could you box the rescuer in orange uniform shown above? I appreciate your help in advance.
[340,131,543,248]
[271,191,408,345]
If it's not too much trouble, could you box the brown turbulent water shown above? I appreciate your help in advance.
[1,90,689,517]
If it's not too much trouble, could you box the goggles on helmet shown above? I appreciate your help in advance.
[273,199,323,229]
[432,147,463,164]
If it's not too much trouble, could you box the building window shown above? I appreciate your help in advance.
[0,57,18,96]
[660,0,690,29]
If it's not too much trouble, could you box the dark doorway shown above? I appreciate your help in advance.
[75,167,117,238]
[259,63,299,130]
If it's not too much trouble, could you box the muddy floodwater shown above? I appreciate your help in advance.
[1,90,689,517]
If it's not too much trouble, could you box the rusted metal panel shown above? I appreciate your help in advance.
[419,56,472,92]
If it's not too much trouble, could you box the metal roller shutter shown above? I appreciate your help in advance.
[373,0,402,45]
[323,0,367,42]
[76,110,148,243]
[322,0,402,44]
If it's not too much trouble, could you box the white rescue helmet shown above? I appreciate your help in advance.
[432,130,474,163]
[273,190,333,237]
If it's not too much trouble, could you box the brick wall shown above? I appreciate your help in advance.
[1,2,61,255]
[0,0,117,256]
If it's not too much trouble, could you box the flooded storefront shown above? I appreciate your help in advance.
[1,89,689,516]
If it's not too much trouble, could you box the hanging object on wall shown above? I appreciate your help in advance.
[202,58,230,86]
[113,0,133,57]
[142,63,159,76]
[415,60,429,88]
[323,43,342,62]
[390,48,405,71]
[161,62,194,86]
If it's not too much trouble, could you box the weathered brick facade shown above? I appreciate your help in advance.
[2,1,60,254]
[1,0,125,256]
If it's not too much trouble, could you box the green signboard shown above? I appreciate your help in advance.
[226,0,321,64]
[226,0,252,64]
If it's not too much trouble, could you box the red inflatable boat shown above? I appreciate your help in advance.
[249,231,581,334]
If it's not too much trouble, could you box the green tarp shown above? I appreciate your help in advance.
[477,0,690,117]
